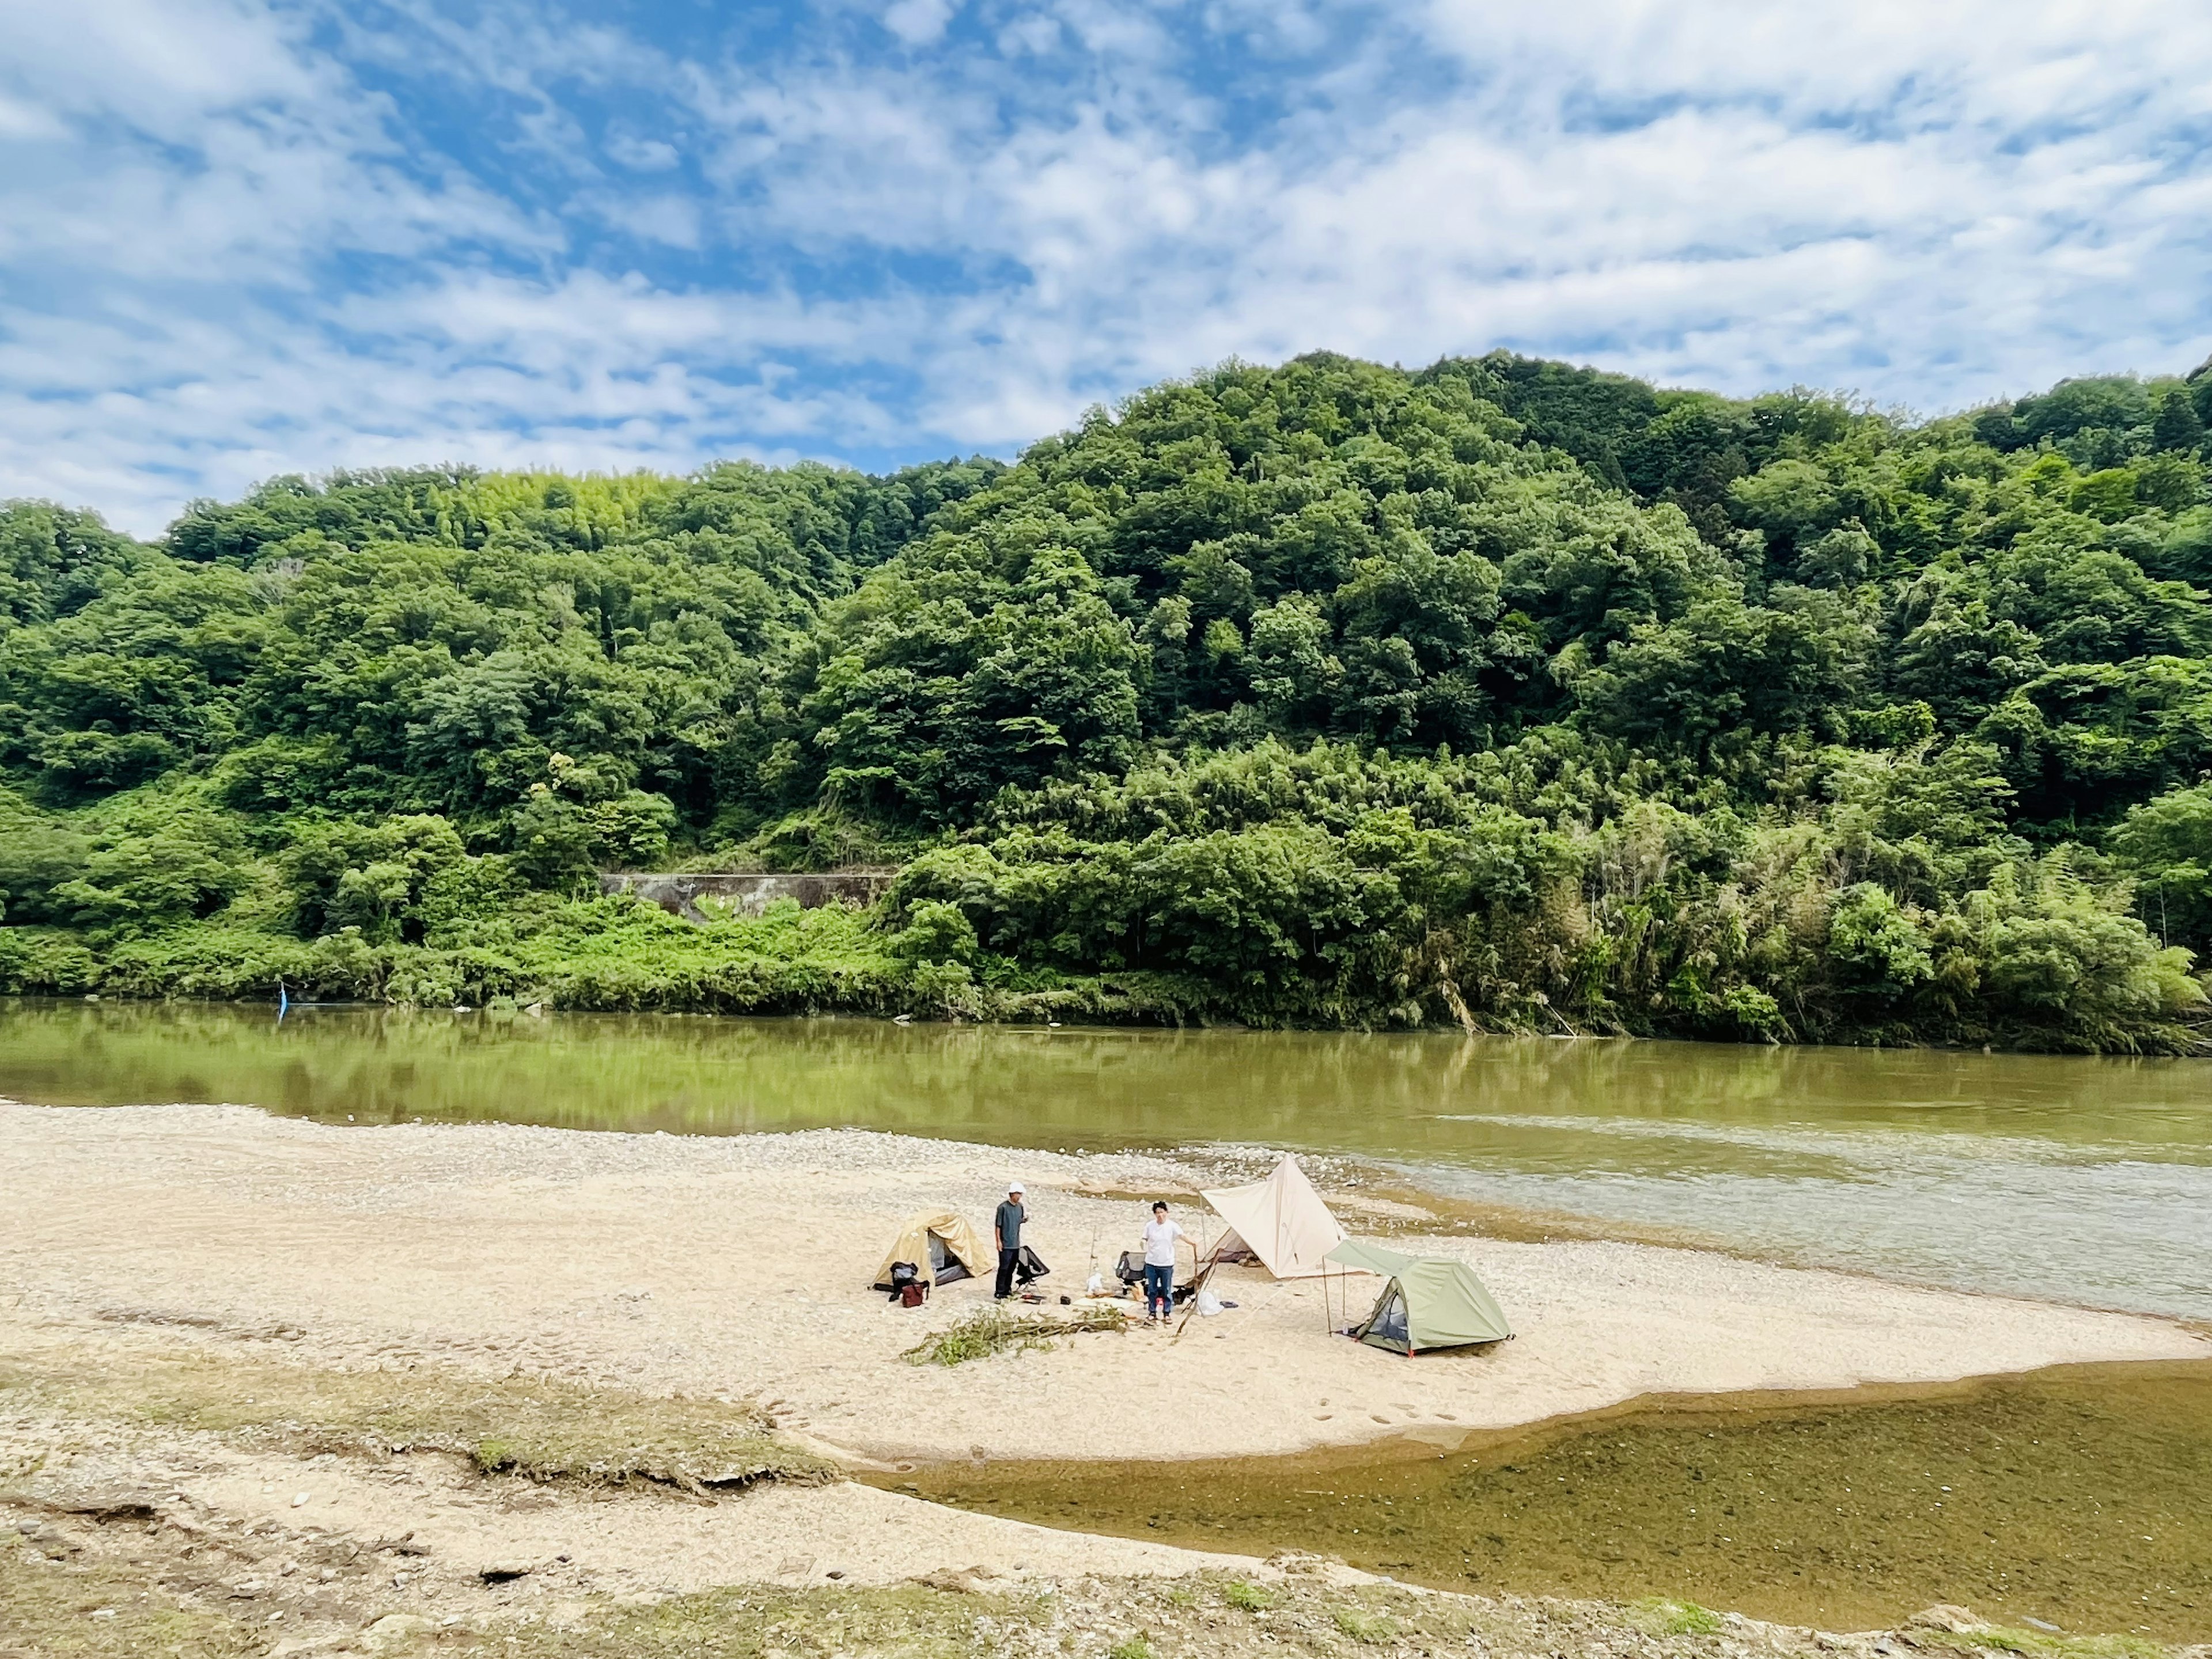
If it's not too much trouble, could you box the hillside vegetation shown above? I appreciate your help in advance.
[3,353,2211,1049]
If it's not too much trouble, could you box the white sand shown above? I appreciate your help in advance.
[2,1100,2202,1466]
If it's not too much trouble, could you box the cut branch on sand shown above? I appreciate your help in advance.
[903,1302,1130,1366]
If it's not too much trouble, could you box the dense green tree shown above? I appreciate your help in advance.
[2152,388,2206,454]
[2108,781,2212,952]
[1,351,2207,1048]
[0,503,150,630]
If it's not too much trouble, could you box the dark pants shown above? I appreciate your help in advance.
[995,1247,1021,1298]
[1142,1263,1173,1319]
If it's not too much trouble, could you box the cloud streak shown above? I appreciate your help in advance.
[3,0,2210,533]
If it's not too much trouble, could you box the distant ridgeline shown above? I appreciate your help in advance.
[3,353,2210,1050]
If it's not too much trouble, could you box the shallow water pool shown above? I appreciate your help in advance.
[887,1361,2212,1641]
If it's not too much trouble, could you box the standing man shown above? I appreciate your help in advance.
[1141,1200,1183,1325]
[994,1181,1027,1300]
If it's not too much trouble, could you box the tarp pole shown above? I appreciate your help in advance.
[1170,1252,1219,1344]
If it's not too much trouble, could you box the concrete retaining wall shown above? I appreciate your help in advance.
[599,869,899,923]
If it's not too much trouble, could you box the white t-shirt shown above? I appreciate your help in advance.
[1142,1218,1184,1267]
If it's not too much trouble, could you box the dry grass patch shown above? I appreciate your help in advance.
[0,1530,264,1659]
[0,1342,837,1494]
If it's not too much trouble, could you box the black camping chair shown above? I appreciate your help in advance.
[1016,1245,1049,1284]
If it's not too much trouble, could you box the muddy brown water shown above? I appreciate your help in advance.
[882,1361,2212,1642]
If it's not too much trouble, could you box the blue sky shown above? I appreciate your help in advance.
[5,0,2212,533]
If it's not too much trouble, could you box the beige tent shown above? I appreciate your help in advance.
[871,1210,989,1290]
[1200,1154,1346,1279]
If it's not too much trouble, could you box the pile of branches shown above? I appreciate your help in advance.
[900,1301,1127,1366]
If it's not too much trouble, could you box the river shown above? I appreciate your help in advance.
[2,998,2207,1320]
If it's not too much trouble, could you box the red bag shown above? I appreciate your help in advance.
[900,1281,928,1307]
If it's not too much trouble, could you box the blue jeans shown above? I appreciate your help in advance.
[1142,1263,1173,1319]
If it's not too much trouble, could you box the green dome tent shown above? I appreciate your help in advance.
[1325,1239,1513,1355]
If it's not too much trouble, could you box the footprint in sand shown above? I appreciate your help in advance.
[1437,1413,1458,1422]
[1315,1413,1334,1421]
[1370,1414,1392,1424]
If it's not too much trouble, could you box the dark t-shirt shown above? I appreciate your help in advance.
[995,1200,1024,1251]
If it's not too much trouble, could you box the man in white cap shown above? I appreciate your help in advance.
[993,1181,1027,1300]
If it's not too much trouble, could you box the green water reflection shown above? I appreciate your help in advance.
[888,1362,2212,1641]
[2,999,2208,1317]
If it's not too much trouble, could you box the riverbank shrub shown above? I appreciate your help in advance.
[3,354,2209,1049]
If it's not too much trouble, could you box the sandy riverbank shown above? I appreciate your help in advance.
[3,1099,2202,1469]
[7,1097,2211,1653]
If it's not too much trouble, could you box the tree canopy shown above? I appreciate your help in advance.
[2,352,2207,1050]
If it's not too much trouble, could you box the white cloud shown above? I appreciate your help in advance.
[605,131,682,171]
[882,0,956,47]
[583,191,705,249]
[3,0,2212,535]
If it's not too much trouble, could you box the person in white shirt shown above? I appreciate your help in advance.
[1139,1201,1183,1324]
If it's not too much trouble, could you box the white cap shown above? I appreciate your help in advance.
[1009,1181,1025,1193]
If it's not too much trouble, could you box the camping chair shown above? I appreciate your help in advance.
[1118,1235,1202,1304]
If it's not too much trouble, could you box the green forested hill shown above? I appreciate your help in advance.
[4,353,2210,1050]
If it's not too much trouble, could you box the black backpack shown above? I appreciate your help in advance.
[887,1261,920,1303]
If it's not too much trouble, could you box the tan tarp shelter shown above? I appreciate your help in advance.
[1326,1238,1513,1354]
[871,1210,988,1290]
[1200,1154,1346,1279]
